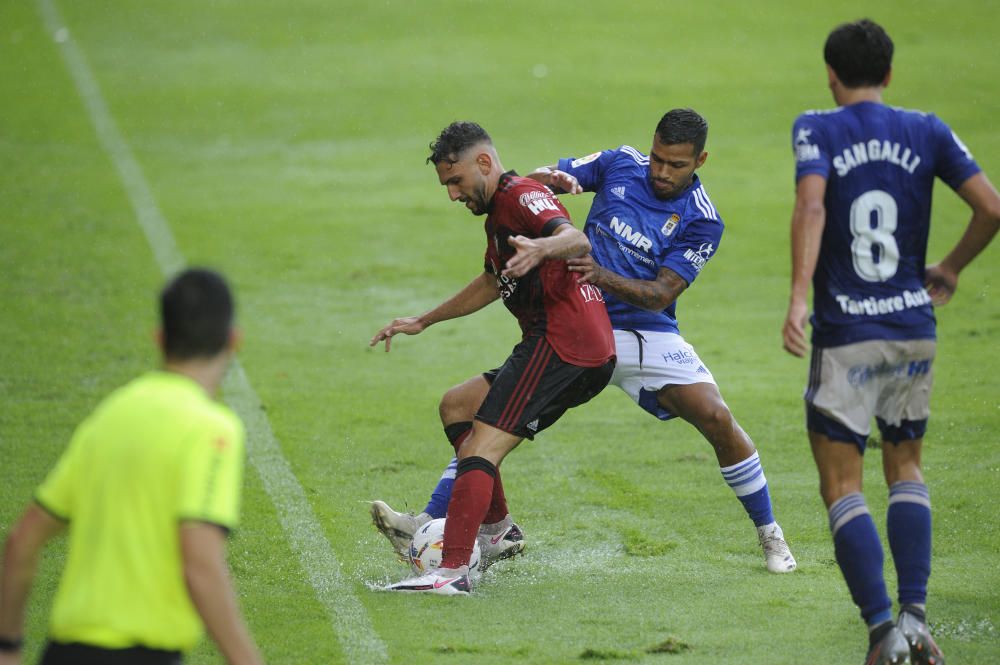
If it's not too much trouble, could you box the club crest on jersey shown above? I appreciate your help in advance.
[571,152,601,168]
[661,214,680,237]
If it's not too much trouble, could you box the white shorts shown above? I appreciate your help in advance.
[806,338,935,446]
[611,329,717,420]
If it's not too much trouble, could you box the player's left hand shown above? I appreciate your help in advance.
[503,235,545,278]
[781,299,810,357]
[924,262,958,306]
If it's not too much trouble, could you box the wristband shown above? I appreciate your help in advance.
[0,636,23,652]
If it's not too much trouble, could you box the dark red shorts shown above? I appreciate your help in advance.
[477,335,614,439]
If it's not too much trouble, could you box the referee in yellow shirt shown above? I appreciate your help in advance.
[0,269,264,665]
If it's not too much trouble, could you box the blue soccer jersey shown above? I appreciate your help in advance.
[557,146,724,333]
[793,102,980,347]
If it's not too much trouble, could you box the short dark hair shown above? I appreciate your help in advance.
[160,268,234,360]
[427,121,492,165]
[824,19,893,88]
[655,108,708,155]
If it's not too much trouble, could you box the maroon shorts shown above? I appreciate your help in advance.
[477,334,614,439]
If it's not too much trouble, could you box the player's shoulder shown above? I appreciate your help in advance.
[613,145,649,167]
[680,176,723,226]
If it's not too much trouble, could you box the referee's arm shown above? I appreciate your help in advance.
[181,521,265,665]
[0,503,66,660]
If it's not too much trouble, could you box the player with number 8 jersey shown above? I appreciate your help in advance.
[784,18,1000,665]
[791,96,980,347]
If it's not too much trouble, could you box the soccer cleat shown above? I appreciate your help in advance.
[386,567,471,596]
[897,607,945,665]
[370,501,424,562]
[865,625,912,665]
[757,522,797,573]
[477,520,526,572]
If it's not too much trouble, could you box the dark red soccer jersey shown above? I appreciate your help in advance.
[483,172,614,367]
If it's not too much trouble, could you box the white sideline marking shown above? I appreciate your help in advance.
[34,1,388,662]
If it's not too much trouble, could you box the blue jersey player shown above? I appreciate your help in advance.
[782,19,1000,665]
[370,110,797,576]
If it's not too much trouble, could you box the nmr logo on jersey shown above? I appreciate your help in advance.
[609,216,652,252]
[683,243,715,272]
[519,190,560,216]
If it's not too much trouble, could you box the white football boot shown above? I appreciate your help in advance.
[370,500,430,562]
[477,515,526,572]
[386,566,472,596]
[757,522,797,573]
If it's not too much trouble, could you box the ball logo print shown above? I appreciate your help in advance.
[407,518,481,574]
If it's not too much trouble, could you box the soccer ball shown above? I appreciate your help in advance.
[408,518,481,574]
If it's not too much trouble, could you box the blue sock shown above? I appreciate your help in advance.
[887,481,932,607]
[422,457,457,519]
[720,451,775,527]
[829,493,893,626]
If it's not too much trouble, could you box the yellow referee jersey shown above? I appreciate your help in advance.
[34,370,245,652]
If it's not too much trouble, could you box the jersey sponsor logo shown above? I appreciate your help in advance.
[611,186,626,199]
[834,288,931,317]
[682,242,715,272]
[662,348,697,365]
[795,127,820,162]
[489,257,519,300]
[571,152,601,168]
[518,189,561,215]
[661,214,680,237]
[847,357,932,387]
[578,283,604,303]
[833,140,922,177]
[609,216,652,252]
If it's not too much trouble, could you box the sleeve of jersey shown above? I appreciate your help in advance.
[177,413,246,531]
[507,182,571,237]
[932,116,981,190]
[792,115,830,181]
[660,217,724,286]
[556,148,616,192]
[34,426,88,521]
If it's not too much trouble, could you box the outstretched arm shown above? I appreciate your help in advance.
[782,174,827,357]
[369,272,500,352]
[925,172,1000,305]
[0,504,65,665]
[503,223,591,278]
[181,522,264,665]
[568,255,687,312]
[525,165,583,195]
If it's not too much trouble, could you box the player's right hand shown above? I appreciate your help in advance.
[781,300,810,358]
[369,316,427,352]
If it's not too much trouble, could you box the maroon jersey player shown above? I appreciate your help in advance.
[370,121,615,595]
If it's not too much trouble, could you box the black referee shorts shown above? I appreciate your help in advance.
[40,642,182,665]
[477,334,614,439]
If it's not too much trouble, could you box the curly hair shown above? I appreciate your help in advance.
[427,121,492,165]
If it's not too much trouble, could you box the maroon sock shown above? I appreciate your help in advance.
[483,468,509,524]
[440,459,495,569]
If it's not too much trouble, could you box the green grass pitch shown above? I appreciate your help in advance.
[1,1,998,663]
